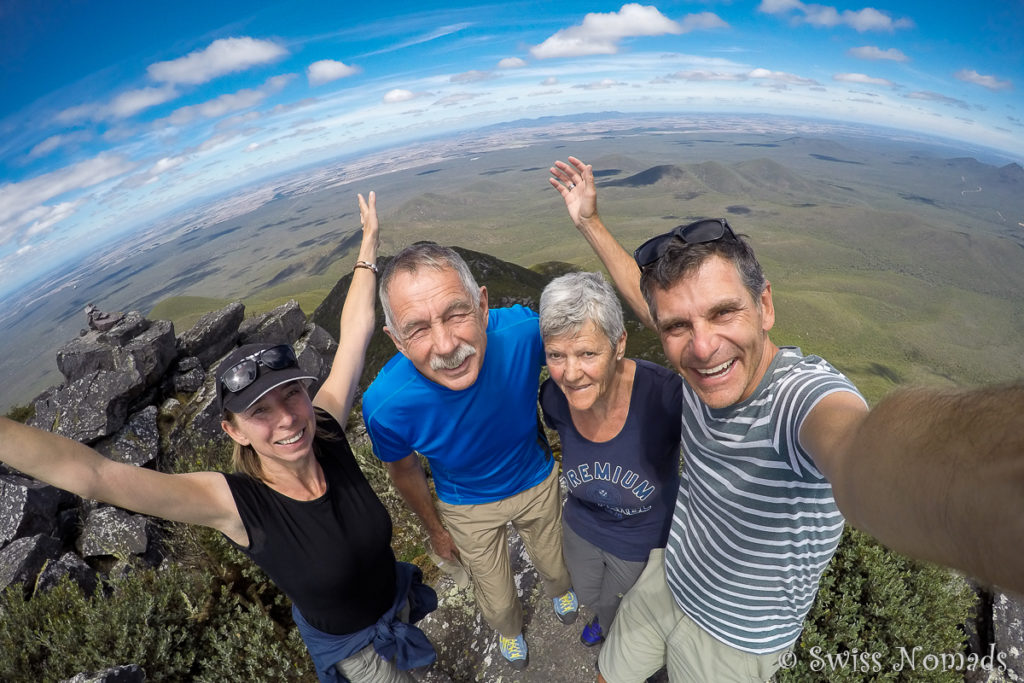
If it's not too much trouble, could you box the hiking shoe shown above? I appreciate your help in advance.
[499,633,528,670]
[581,615,604,646]
[553,588,579,624]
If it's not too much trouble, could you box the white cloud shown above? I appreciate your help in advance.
[834,73,895,87]
[383,89,417,103]
[541,77,559,86]
[29,135,68,159]
[574,79,627,90]
[530,4,686,59]
[108,85,179,118]
[748,68,820,86]
[147,37,287,85]
[955,69,1012,92]
[668,70,747,82]
[0,154,135,244]
[498,57,527,69]
[307,59,359,86]
[679,12,729,32]
[848,45,909,61]
[163,75,293,125]
[758,0,913,32]
[904,91,970,109]
[451,70,495,83]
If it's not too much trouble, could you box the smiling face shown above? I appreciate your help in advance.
[544,319,625,413]
[652,254,778,409]
[221,381,316,466]
[384,266,489,391]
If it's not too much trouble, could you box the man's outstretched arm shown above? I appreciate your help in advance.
[803,382,1024,593]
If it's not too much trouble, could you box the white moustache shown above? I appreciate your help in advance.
[430,344,477,371]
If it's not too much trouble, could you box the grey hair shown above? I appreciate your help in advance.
[379,243,482,333]
[539,271,625,348]
[639,232,766,320]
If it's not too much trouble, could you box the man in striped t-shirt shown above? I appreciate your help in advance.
[550,156,1024,683]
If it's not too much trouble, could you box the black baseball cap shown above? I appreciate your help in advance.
[215,343,317,414]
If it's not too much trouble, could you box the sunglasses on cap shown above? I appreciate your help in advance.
[633,218,737,270]
[219,344,298,394]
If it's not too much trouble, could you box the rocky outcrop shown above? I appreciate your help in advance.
[2,300,334,602]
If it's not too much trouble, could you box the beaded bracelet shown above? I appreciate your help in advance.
[353,260,378,274]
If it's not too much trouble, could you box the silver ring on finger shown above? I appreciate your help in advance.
[568,183,576,189]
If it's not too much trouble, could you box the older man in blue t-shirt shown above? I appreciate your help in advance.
[362,243,578,671]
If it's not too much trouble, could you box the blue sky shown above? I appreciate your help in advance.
[1,0,1021,300]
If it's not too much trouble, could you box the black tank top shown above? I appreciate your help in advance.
[223,412,396,634]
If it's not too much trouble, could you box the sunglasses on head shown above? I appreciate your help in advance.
[220,344,298,394]
[633,218,737,270]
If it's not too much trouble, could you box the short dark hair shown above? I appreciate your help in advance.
[639,233,766,320]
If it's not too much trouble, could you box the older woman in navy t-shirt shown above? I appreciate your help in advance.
[539,272,683,646]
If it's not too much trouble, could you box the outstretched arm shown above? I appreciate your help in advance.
[549,156,654,329]
[803,382,1024,593]
[313,191,380,424]
[0,417,245,543]
[386,453,461,564]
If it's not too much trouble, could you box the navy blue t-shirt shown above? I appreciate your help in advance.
[541,359,682,562]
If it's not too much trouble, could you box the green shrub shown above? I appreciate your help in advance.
[0,559,314,681]
[775,528,974,682]
[5,402,35,423]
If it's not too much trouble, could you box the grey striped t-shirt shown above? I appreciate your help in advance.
[665,347,864,654]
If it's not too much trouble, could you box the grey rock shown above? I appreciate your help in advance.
[994,590,1024,679]
[0,475,74,545]
[56,331,119,384]
[61,664,146,683]
[172,365,205,394]
[303,321,339,358]
[177,302,244,367]
[123,319,177,388]
[97,311,150,346]
[36,551,99,595]
[29,369,144,443]
[238,299,307,346]
[77,507,149,558]
[94,406,159,467]
[0,534,62,594]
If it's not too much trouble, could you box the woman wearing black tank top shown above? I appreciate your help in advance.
[0,193,437,682]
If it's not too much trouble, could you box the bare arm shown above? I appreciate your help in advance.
[549,156,654,329]
[802,383,1024,593]
[386,453,461,563]
[0,417,245,543]
[313,191,380,424]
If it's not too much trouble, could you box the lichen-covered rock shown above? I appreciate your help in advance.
[0,475,74,545]
[177,302,244,367]
[94,406,160,467]
[994,590,1024,680]
[171,356,205,393]
[29,369,144,443]
[238,299,307,346]
[36,551,99,595]
[0,534,62,594]
[61,664,146,683]
[123,319,176,388]
[77,507,149,558]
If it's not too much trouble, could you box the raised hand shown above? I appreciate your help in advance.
[549,156,598,228]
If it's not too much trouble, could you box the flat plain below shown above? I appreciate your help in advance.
[3,116,1023,411]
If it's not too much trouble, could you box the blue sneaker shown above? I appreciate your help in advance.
[581,615,604,646]
[553,588,579,624]
[499,633,528,670]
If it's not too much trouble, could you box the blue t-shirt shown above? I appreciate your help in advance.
[363,306,552,505]
[541,359,683,562]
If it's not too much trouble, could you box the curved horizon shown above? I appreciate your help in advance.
[1,1,1021,299]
